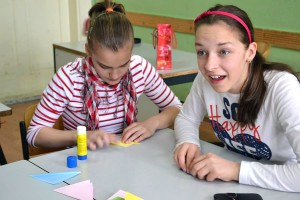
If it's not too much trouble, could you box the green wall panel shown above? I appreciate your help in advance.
[170,83,193,102]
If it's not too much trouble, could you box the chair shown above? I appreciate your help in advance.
[0,145,7,165]
[257,42,271,60]
[19,104,65,160]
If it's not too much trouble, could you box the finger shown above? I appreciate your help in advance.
[95,137,104,149]
[177,148,188,172]
[126,130,143,143]
[133,133,146,143]
[206,172,217,182]
[195,164,210,180]
[190,154,206,171]
[174,148,179,165]
[121,128,135,143]
[133,128,151,143]
[190,155,206,176]
[88,141,96,150]
[122,122,138,134]
[186,149,197,173]
[122,127,141,143]
[101,133,111,147]
[109,134,118,143]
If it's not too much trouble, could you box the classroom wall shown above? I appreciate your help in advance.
[0,0,91,103]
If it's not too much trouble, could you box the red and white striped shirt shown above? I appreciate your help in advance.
[27,55,181,146]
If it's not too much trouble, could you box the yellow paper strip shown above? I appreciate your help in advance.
[111,141,140,147]
[125,192,143,200]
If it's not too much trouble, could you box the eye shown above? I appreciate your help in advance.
[98,64,110,70]
[100,65,108,69]
[197,50,207,56]
[219,49,230,56]
[120,64,128,68]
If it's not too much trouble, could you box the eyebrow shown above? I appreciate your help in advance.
[195,42,233,47]
[96,58,131,69]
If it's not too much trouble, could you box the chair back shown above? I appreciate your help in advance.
[257,42,271,60]
[20,103,65,159]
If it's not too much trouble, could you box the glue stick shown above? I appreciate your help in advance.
[77,126,87,160]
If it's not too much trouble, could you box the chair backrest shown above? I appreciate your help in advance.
[257,42,271,60]
[0,145,7,165]
[19,103,65,160]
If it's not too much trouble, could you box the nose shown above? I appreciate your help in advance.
[204,54,218,72]
[109,69,121,80]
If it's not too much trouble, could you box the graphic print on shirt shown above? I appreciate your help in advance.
[208,97,272,160]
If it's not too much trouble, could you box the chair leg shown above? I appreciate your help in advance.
[19,121,29,160]
[0,145,7,165]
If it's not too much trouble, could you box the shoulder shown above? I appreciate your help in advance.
[58,57,84,74]
[129,54,157,79]
[129,55,151,70]
[51,58,85,92]
[56,58,84,81]
[264,70,299,90]
[263,70,300,107]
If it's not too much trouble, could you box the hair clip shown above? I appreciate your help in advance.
[106,7,114,12]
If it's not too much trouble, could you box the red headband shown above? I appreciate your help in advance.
[194,11,252,43]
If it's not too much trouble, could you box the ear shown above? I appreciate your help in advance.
[85,43,91,57]
[247,42,257,62]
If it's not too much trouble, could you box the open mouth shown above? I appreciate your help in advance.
[209,75,226,81]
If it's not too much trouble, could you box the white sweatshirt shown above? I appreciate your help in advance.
[175,70,300,192]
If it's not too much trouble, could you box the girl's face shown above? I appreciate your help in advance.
[195,22,256,94]
[86,42,133,86]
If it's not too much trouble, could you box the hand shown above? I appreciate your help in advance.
[189,153,240,182]
[121,121,156,143]
[87,130,117,150]
[174,143,201,173]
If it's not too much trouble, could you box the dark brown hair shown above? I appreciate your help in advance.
[195,4,299,128]
[87,0,134,52]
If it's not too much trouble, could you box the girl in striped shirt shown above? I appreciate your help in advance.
[27,0,181,150]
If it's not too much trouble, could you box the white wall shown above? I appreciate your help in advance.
[0,0,91,104]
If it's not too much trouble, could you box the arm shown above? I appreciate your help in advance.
[174,73,206,147]
[239,72,300,192]
[35,127,117,150]
[34,127,77,148]
[143,105,180,130]
[173,73,241,181]
[173,73,207,170]
[121,105,180,143]
[239,162,300,192]
[27,65,73,147]
[121,56,182,143]
[28,61,117,150]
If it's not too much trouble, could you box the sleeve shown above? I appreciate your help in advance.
[239,72,300,192]
[27,65,76,147]
[141,56,182,110]
[174,73,207,148]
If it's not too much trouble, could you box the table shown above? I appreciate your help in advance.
[53,42,198,86]
[0,102,12,117]
[29,129,299,200]
[0,160,71,199]
[0,102,12,164]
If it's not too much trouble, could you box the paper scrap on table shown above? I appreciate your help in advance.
[107,189,143,200]
[54,180,93,200]
[111,141,140,147]
[32,171,81,185]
